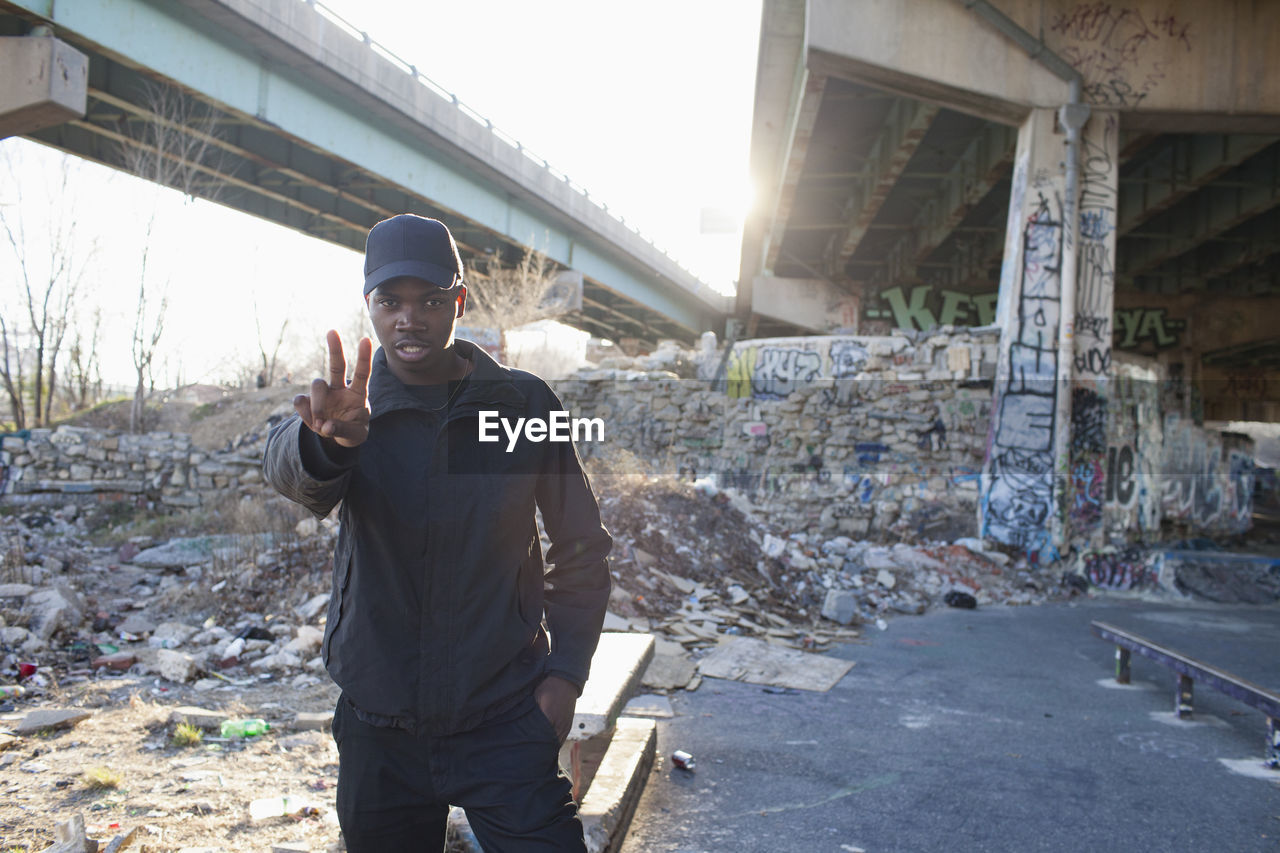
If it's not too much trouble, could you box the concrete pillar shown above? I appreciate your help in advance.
[1069,111,1120,549]
[0,35,88,139]
[980,108,1067,562]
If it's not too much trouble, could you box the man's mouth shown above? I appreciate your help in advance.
[395,341,430,359]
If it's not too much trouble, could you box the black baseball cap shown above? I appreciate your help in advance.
[363,214,464,295]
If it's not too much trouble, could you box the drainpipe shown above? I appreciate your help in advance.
[957,1,1089,554]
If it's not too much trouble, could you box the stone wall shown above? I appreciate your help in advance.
[0,426,265,509]
[556,328,1002,543]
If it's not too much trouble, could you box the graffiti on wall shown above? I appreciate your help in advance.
[1157,414,1252,533]
[1050,4,1194,108]
[864,285,1000,331]
[984,190,1063,555]
[1114,308,1186,349]
[1069,387,1108,529]
[1081,545,1158,591]
[1074,114,1117,379]
[727,338,874,400]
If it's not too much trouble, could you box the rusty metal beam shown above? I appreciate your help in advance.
[1117,135,1277,235]
[824,97,939,276]
[1120,146,1280,276]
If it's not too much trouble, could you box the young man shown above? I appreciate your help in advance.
[263,214,612,851]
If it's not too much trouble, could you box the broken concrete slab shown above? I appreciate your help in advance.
[697,636,854,692]
[623,694,674,718]
[292,711,333,731]
[157,649,197,683]
[14,708,92,735]
[821,589,859,625]
[641,638,697,690]
[168,707,227,731]
[294,592,329,622]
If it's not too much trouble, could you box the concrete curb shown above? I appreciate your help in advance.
[579,716,658,853]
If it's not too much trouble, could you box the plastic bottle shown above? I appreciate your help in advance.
[0,685,24,699]
[221,718,270,738]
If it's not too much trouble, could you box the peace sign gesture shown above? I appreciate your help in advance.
[293,330,372,448]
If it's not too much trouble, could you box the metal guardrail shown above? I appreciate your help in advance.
[299,0,694,275]
[1090,620,1279,769]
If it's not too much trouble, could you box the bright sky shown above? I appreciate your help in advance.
[0,0,762,389]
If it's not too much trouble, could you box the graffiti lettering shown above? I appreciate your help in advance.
[1071,388,1108,454]
[866,285,999,331]
[1050,4,1191,108]
[1114,307,1185,349]
[1083,545,1155,591]
[1106,444,1137,507]
[830,341,869,378]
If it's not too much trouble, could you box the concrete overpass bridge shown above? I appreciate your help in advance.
[741,0,1280,424]
[0,0,731,345]
[738,0,1280,556]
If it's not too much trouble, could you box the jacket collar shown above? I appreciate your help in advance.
[368,338,526,418]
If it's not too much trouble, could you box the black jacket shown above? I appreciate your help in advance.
[263,340,612,735]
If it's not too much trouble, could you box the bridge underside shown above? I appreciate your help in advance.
[745,0,1280,423]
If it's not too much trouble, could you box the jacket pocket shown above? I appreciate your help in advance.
[321,538,355,665]
[515,537,544,630]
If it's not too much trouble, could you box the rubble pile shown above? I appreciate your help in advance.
[0,505,336,693]
[583,474,1058,658]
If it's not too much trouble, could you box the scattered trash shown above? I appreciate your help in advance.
[221,718,271,739]
[671,749,696,771]
[17,662,37,679]
[0,685,25,699]
[944,591,978,609]
[248,795,320,821]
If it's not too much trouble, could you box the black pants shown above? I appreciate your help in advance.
[332,696,584,852]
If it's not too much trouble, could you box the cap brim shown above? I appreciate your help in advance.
[364,259,461,295]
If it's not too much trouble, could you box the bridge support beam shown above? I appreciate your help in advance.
[0,34,87,138]
[980,107,1120,562]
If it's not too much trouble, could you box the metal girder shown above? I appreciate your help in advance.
[1120,146,1280,277]
[874,123,1015,280]
[1118,135,1277,236]
[764,73,826,272]
[824,97,939,276]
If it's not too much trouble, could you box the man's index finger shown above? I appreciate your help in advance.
[326,330,347,386]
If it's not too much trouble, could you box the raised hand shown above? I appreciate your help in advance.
[293,330,372,448]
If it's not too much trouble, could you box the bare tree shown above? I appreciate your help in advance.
[0,148,93,429]
[115,81,225,432]
[63,305,104,412]
[464,248,577,360]
[253,297,289,387]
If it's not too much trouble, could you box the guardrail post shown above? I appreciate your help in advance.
[1115,647,1131,684]
[1176,675,1194,719]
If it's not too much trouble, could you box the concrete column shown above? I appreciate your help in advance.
[0,35,88,139]
[980,108,1067,562]
[1069,111,1120,549]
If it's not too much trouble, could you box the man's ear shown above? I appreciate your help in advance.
[455,284,467,319]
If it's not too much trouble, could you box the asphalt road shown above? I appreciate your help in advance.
[619,597,1280,853]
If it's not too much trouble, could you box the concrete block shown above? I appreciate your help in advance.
[573,633,654,741]
[579,716,657,853]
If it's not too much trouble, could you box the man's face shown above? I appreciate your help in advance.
[367,276,467,384]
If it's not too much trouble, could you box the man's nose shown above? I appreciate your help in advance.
[394,306,426,327]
